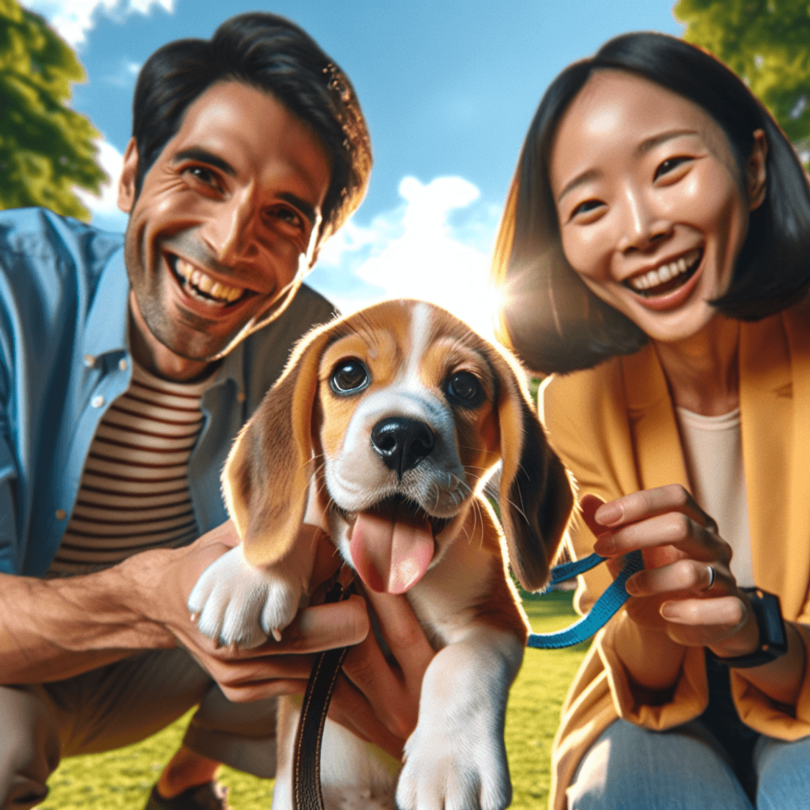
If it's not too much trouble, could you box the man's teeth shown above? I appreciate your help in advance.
[175,258,244,303]
[629,249,701,292]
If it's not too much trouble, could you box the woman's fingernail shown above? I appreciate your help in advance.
[625,575,639,596]
[660,602,677,619]
[595,502,622,525]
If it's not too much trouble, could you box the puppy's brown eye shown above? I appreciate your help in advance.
[445,371,484,408]
[330,359,370,395]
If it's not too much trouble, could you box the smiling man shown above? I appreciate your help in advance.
[0,13,402,810]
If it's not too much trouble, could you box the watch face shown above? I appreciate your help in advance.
[744,588,788,656]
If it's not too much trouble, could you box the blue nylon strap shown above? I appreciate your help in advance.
[527,551,644,650]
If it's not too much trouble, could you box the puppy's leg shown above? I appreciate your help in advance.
[395,624,524,810]
[188,543,314,648]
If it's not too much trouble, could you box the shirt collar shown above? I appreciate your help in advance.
[81,243,246,397]
[82,245,130,361]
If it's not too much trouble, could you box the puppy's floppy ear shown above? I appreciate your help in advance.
[222,323,334,568]
[493,352,574,592]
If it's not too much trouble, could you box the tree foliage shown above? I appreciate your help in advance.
[674,0,810,152]
[0,0,105,219]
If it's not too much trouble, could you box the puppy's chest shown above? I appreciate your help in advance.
[399,541,499,643]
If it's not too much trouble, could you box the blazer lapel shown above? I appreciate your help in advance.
[744,309,810,620]
[621,345,690,493]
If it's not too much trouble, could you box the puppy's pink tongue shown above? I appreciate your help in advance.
[349,510,434,594]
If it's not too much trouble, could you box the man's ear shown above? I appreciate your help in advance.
[746,129,768,212]
[118,138,139,214]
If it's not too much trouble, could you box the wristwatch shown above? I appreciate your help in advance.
[707,587,788,668]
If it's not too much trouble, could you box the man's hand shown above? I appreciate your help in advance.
[123,521,372,702]
[328,586,436,760]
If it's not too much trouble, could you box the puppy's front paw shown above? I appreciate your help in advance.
[395,718,511,810]
[187,545,302,648]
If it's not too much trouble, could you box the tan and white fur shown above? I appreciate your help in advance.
[188,299,573,810]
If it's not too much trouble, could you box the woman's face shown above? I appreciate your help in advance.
[549,70,766,344]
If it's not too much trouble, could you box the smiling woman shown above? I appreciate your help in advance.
[492,31,810,810]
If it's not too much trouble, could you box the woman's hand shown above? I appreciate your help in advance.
[582,486,759,658]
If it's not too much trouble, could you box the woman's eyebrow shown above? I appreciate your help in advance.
[557,169,600,204]
[636,128,699,155]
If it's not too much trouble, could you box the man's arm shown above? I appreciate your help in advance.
[0,522,372,697]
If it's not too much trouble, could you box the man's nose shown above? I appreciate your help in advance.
[616,187,672,253]
[200,191,259,264]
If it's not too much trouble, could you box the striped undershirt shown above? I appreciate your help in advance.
[48,361,214,576]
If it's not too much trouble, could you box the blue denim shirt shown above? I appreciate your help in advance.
[0,208,335,576]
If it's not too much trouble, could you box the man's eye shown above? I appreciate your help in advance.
[268,206,305,230]
[654,156,690,180]
[185,166,221,191]
[330,359,370,395]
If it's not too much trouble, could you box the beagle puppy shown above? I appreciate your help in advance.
[189,299,573,810]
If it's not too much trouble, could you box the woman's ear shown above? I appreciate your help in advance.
[746,129,768,212]
[118,138,139,214]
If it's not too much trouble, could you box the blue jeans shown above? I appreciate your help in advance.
[567,718,810,810]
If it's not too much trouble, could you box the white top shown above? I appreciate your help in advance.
[48,361,214,576]
[674,406,755,588]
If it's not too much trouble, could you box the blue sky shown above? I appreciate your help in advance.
[23,0,682,335]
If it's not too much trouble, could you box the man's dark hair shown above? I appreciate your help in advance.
[493,32,810,375]
[131,12,372,246]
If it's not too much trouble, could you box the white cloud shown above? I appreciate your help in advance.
[22,0,174,47]
[312,176,503,340]
[75,137,129,232]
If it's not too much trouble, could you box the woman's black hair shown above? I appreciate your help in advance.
[492,32,810,375]
[131,12,372,248]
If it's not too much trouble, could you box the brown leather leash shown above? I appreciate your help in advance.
[292,568,355,810]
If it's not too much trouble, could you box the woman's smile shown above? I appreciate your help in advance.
[549,70,766,345]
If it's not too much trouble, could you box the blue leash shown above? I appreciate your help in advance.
[527,551,644,649]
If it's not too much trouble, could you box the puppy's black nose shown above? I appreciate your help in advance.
[371,417,435,478]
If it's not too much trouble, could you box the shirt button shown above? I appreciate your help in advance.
[236,391,246,403]
[119,359,128,372]
[83,354,95,368]
[92,395,105,408]
[55,509,67,520]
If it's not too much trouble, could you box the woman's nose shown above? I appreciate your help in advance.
[616,187,672,253]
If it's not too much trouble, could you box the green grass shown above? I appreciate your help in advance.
[43,592,587,809]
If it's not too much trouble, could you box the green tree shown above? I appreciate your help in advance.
[0,0,105,219]
[674,0,810,153]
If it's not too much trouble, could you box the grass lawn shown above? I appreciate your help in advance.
[42,591,588,810]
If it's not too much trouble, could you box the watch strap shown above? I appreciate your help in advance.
[707,587,788,669]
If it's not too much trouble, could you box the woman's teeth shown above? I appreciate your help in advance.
[174,257,245,304]
[627,249,702,295]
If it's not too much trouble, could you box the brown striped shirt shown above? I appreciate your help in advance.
[48,362,213,576]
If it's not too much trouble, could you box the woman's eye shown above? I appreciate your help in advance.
[445,371,485,408]
[654,156,690,180]
[330,359,370,395]
[571,199,604,218]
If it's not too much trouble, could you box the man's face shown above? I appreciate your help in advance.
[118,80,332,381]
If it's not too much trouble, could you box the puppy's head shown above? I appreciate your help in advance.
[224,300,573,593]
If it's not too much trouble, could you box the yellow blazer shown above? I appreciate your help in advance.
[539,304,810,810]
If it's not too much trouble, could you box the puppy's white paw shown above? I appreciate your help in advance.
[395,717,511,810]
[188,545,302,648]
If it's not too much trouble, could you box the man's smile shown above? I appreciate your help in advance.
[169,254,252,308]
